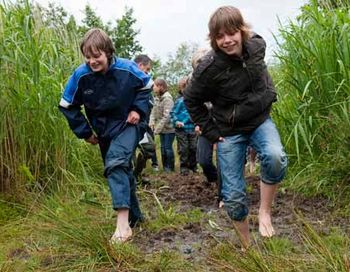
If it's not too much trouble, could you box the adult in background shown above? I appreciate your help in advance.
[184,6,288,248]
[133,55,159,187]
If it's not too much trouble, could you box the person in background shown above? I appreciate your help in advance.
[184,6,288,248]
[170,77,197,176]
[191,49,220,192]
[59,28,152,243]
[150,79,175,172]
[133,54,159,187]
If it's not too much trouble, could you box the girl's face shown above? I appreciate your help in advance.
[84,49,109,74]
[153,84,163,96]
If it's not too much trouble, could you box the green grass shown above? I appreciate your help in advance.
[1,0,350,271]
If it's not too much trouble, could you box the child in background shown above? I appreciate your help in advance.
[150,79,175,172]
[170,77,197,175]
[59,28,152,243]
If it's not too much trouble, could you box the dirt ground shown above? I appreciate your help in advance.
[132,171,349,263]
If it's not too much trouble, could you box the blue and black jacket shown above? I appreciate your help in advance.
[59,56,153,140]
[170,94,195,133]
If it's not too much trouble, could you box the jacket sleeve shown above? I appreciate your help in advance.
[155,94,174,134]
[170,97,181,126]
[234,35,276,124]
[58,71,93,139]
[184,78,221,143]
[149,106,156,127]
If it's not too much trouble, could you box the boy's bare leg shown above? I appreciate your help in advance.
[233,218,250,249]
[259,181,277,237]
[113,208,132,242]
[249,149,257,174]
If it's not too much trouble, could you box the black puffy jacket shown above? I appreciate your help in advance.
[184,33,277,143]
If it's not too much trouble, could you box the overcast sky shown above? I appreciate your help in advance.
[34,0,307,61]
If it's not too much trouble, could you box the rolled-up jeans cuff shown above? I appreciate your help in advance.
[112,204,130,211]
[260,177,283,185]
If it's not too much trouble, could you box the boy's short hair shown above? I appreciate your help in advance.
[178,77,188,93]
[134,54,152,66]
[208,6,251,51]
[154,78,167,90]
[191,48,209,69]
[80,28,115,61]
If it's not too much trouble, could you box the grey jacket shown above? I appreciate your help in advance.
[150,91,175,134]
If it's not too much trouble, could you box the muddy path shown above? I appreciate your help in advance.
[132,171,350,263]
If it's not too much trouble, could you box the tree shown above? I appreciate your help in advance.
[157,42,199,88]
[79,5,106,35]
[110,7,142,59]
[40,2,70,28]
[79,5,142,59]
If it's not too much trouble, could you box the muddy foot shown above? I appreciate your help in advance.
[110,227,132,244]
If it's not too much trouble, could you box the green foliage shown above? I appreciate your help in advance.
[79,5,142,59]
[144,191,204,232]
[111,7,142,59]
[140,250,196,272]
[273,0,350,195]
[157,42,198,94]
[208,221,350,272]
[0,199,25,225]
[80,4,104,31]
[0,0,100,193]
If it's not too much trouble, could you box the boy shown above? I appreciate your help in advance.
[150,79,175,172]
[170,77,197,176]
[184,6,288,248]
[59,28,152,243]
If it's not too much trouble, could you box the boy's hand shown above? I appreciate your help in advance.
[127,111,140,125]
[213,136,224,150]
[85,134,99,145]
[195,125,201,136]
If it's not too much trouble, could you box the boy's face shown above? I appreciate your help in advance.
[215,28,243,57]
[84,48,109,74]
[138,63,152,74]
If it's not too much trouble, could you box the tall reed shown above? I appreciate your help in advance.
[0,0,102,195]
[273,0,350,195]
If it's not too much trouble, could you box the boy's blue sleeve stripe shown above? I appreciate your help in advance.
[61,64,91,106]
[115,58,152,89]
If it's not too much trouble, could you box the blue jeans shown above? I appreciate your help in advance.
[217,118,288,221]
[197,135,218,182]
[159,133,175,171]
[99,125,143,225]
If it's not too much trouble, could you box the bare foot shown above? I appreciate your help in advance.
[233,219,250,249]
[259,211,275,237]
[110,227,132,244]
[219,201,224,208]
